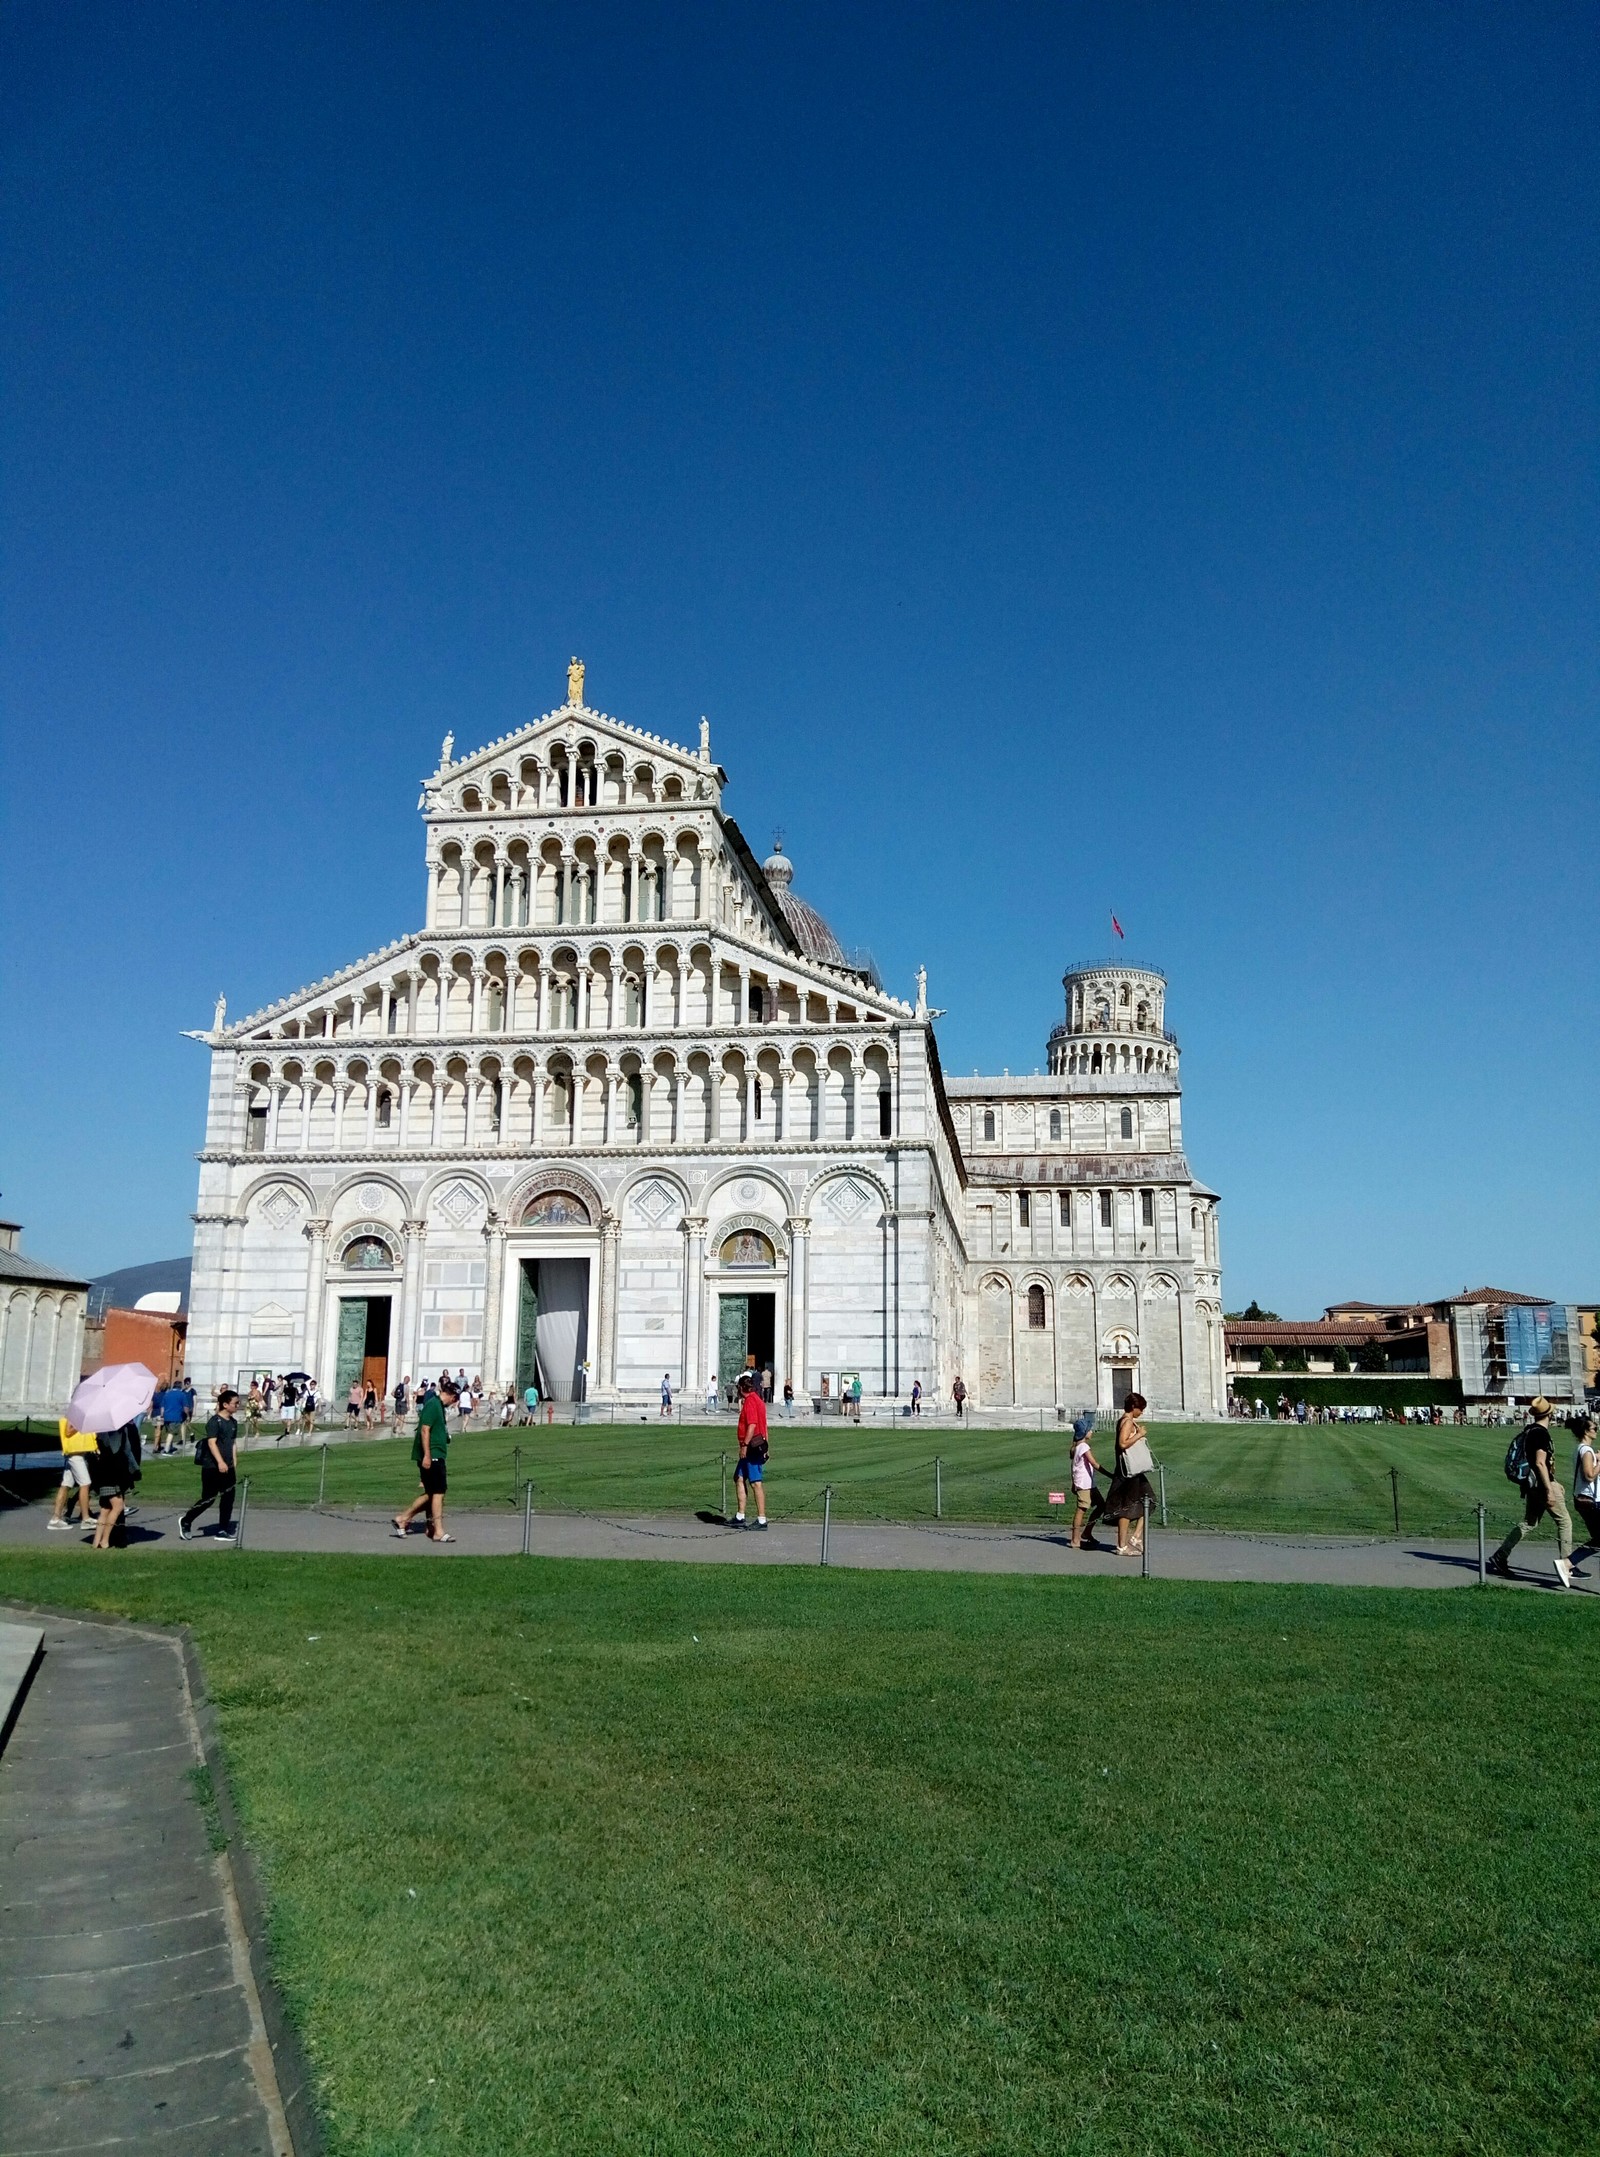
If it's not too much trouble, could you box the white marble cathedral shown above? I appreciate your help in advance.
[186,664,1225,1415]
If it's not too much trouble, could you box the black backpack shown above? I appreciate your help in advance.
[1503,1432,1525,1485]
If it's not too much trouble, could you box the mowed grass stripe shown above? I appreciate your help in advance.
[1,1553,1593,2155]
[126,1418,1532,1537]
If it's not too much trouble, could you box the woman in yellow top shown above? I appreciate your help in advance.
[47,1418,98,1532]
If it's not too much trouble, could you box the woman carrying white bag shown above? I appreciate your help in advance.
[1103,1390,1154,1558]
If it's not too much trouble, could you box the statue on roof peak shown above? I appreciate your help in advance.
[439,731,454,769]
[699,715,711,762]
[568,656,585,706]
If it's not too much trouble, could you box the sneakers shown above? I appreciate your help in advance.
[46,1517,73,1531]
[212,1530,238,1545]
[178,1518,193,1541]
[1485,1554,1512,1579]
[753,1519,768,1531]
[732,1515,746,1528]
[1554,1557,1574,1590]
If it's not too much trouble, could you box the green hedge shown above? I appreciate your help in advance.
[1231,1375,1464,1411]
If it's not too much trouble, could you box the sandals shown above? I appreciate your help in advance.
[429,1532,456,1544]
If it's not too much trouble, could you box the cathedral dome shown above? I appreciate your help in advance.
[763,847,848,967]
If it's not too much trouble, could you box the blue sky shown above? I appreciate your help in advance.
[2,2,1595,1308]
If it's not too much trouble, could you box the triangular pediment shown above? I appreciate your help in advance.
[430,703,717,797]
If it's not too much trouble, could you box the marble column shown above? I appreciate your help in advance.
[395,1218,427,1386]
[787,1216,810,1396]
[597,1210,621,1398]
[481,1215,506,1385]
[303,1218,330,1387]
[682,1215,707,1392]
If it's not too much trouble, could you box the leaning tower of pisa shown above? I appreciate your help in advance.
[944,955,1225,1416]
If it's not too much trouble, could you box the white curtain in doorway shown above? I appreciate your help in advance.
[536,1258,588,1400]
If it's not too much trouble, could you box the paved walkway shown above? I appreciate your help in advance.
[1,1495,1588,1589]
[0,1611,295,2155]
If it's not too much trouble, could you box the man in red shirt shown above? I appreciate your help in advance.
[734,1373,770,1529]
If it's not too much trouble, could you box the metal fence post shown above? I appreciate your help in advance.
[721,1451,729,1519]
[1157,1461,1167,1529]
[513,1443,521,1502]
[1389,1466,1401,1534]
[820,1485,833,1567]
[1477,1501,1486,1585]
[235,1478,249,1551]
[935,1456,942,1520]
[317,1443,328,1511]
[522,1479,534,1556]
[1141,1494,1150,1578]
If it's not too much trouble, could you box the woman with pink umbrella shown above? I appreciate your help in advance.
[65,1364,157,1552]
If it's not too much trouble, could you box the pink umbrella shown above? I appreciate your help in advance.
[67,1362,160,1433]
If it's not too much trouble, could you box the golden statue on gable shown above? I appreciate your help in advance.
[567,656,585,706]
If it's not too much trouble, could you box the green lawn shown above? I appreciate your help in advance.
[2,1553,1595,2154]
[124,1417,1524,1538]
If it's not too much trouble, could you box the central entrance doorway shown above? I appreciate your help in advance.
[515,1258,591,1401]
[335,1296,392,1399]
[717,1292,776,1400]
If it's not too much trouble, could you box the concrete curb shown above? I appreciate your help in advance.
[0,1618,44,1758]
[0,1597,323,2157]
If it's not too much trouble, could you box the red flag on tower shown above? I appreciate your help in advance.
[1111,913,1125,940]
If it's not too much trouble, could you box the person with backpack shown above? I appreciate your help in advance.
[732,1372,769,1529]
[179,1390,240,1543]
[1489,1397,1575,1588]
[952,1374,967,1420]
[89,1422,140,1549]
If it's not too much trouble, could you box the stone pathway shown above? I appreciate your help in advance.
[2,1495,1588,1589]
[0,1611,295,2155]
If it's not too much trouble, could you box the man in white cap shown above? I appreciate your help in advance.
[1488,1397,1575,1589]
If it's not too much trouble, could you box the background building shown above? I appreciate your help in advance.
[1227,1286,1592,1409]
[0,1220,88,1419]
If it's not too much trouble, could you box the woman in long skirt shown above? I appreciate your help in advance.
[1102,1390,1153,1557]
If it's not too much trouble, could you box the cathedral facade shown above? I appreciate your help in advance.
[186,669,1224,1416]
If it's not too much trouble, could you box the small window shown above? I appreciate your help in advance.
[1099,1191,1113,1228]
[1141,1190,1155,1228]
[982,1110,996,1142]
[375,1088,392,1129]
[490,1079,505,1138]
[753,1078,763,1120]
[749,983,765,1021]
[1120,1107,1134,1139]
[878,1089,892,1138]
[1027,1283,1046,1330]
[627,1074,643,1128]
[1017,1192,1030,1227]
[1191,1207,1200,1229]
[1059,1191,1070,1226]
[1048,1109,1061,1140]
[246,1105,267,1154]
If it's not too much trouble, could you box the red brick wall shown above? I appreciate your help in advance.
[96,1309,187,1384]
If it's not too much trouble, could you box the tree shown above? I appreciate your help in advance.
[1281,1349,1308,1373]
[1330,1344,1352,1373]
[1226,1299,1281,1322]
[1355,1341,1387,1373]
[1258,1345,1280,1373]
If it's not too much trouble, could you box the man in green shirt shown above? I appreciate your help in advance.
[392,1381,457,1543]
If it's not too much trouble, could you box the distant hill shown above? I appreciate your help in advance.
[89,1257,192,1320]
